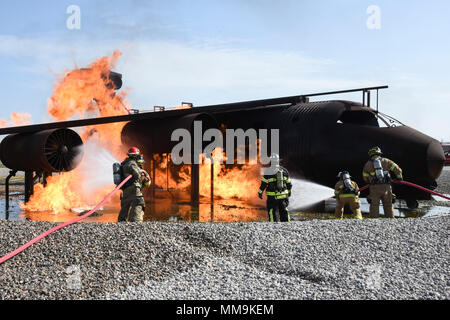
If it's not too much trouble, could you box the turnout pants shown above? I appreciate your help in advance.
[368,184,394,218]
[267,197,290,222]
[335,196,362,219]
[118,196,145,222]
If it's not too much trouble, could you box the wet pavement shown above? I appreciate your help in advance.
[1,192,450,223]
[2,166,450,222]
[0,195,268,223]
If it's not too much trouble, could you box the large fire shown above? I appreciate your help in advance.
[149,151,262,201]
[17,50,262,216]
[21,51,130,214]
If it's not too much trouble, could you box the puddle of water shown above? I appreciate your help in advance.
[323,197,450,218]
[432,194,450,202]
[0,194,268,223]
[0,198,26,221]
[1,185,449,223]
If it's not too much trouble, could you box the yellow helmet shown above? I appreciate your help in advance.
[368,146,382,157]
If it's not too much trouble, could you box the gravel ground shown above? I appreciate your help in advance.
[436,166,450,194]
[0,217,448,300]
[430,166,450,207]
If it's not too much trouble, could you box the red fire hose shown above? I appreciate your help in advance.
[0,175,132,265]
[359,180,450,201]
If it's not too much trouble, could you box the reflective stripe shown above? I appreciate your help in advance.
[339,194,357,198]
[267,190,288,195]
[275,190,289,199]
[269,209,274,222]
[258,189,263,194]
[390,164,397,171]
[263,177,289,183]
[369,170,388,176]
[363,172,370,177]
[267,190,289,199]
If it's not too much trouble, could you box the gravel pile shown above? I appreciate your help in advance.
[0,217,448,300]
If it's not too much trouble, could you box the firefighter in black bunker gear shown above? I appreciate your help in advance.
[258,154,292,222]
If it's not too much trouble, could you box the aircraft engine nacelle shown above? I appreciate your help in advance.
[0,128,84,172]
[121,113,218,155]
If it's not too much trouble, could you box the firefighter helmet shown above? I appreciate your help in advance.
[368,146,383,157]
[337,171,351,179]
[128,147,140,156]
[270,153,280,166]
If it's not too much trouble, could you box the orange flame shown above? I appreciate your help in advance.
[0,112,33,128]
[21,51,263,217]
[174,103,193,110]
[47,50,129,158]
[150,149,261,201]
[22,51,130,214]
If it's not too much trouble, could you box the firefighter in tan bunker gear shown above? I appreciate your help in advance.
[118,147,151,222]
[362,147,403,218]
[334,171,362,219]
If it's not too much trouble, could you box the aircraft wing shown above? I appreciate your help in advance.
[0,85,387,135]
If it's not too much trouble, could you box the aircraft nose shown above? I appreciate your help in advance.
[426,140,445,180]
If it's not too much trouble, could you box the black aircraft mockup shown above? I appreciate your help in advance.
[0,72,444,209]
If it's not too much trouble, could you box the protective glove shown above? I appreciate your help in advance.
[141,172,151,187]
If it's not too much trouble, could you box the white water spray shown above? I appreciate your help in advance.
[288,179,334,210]
[76,140,120,198]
